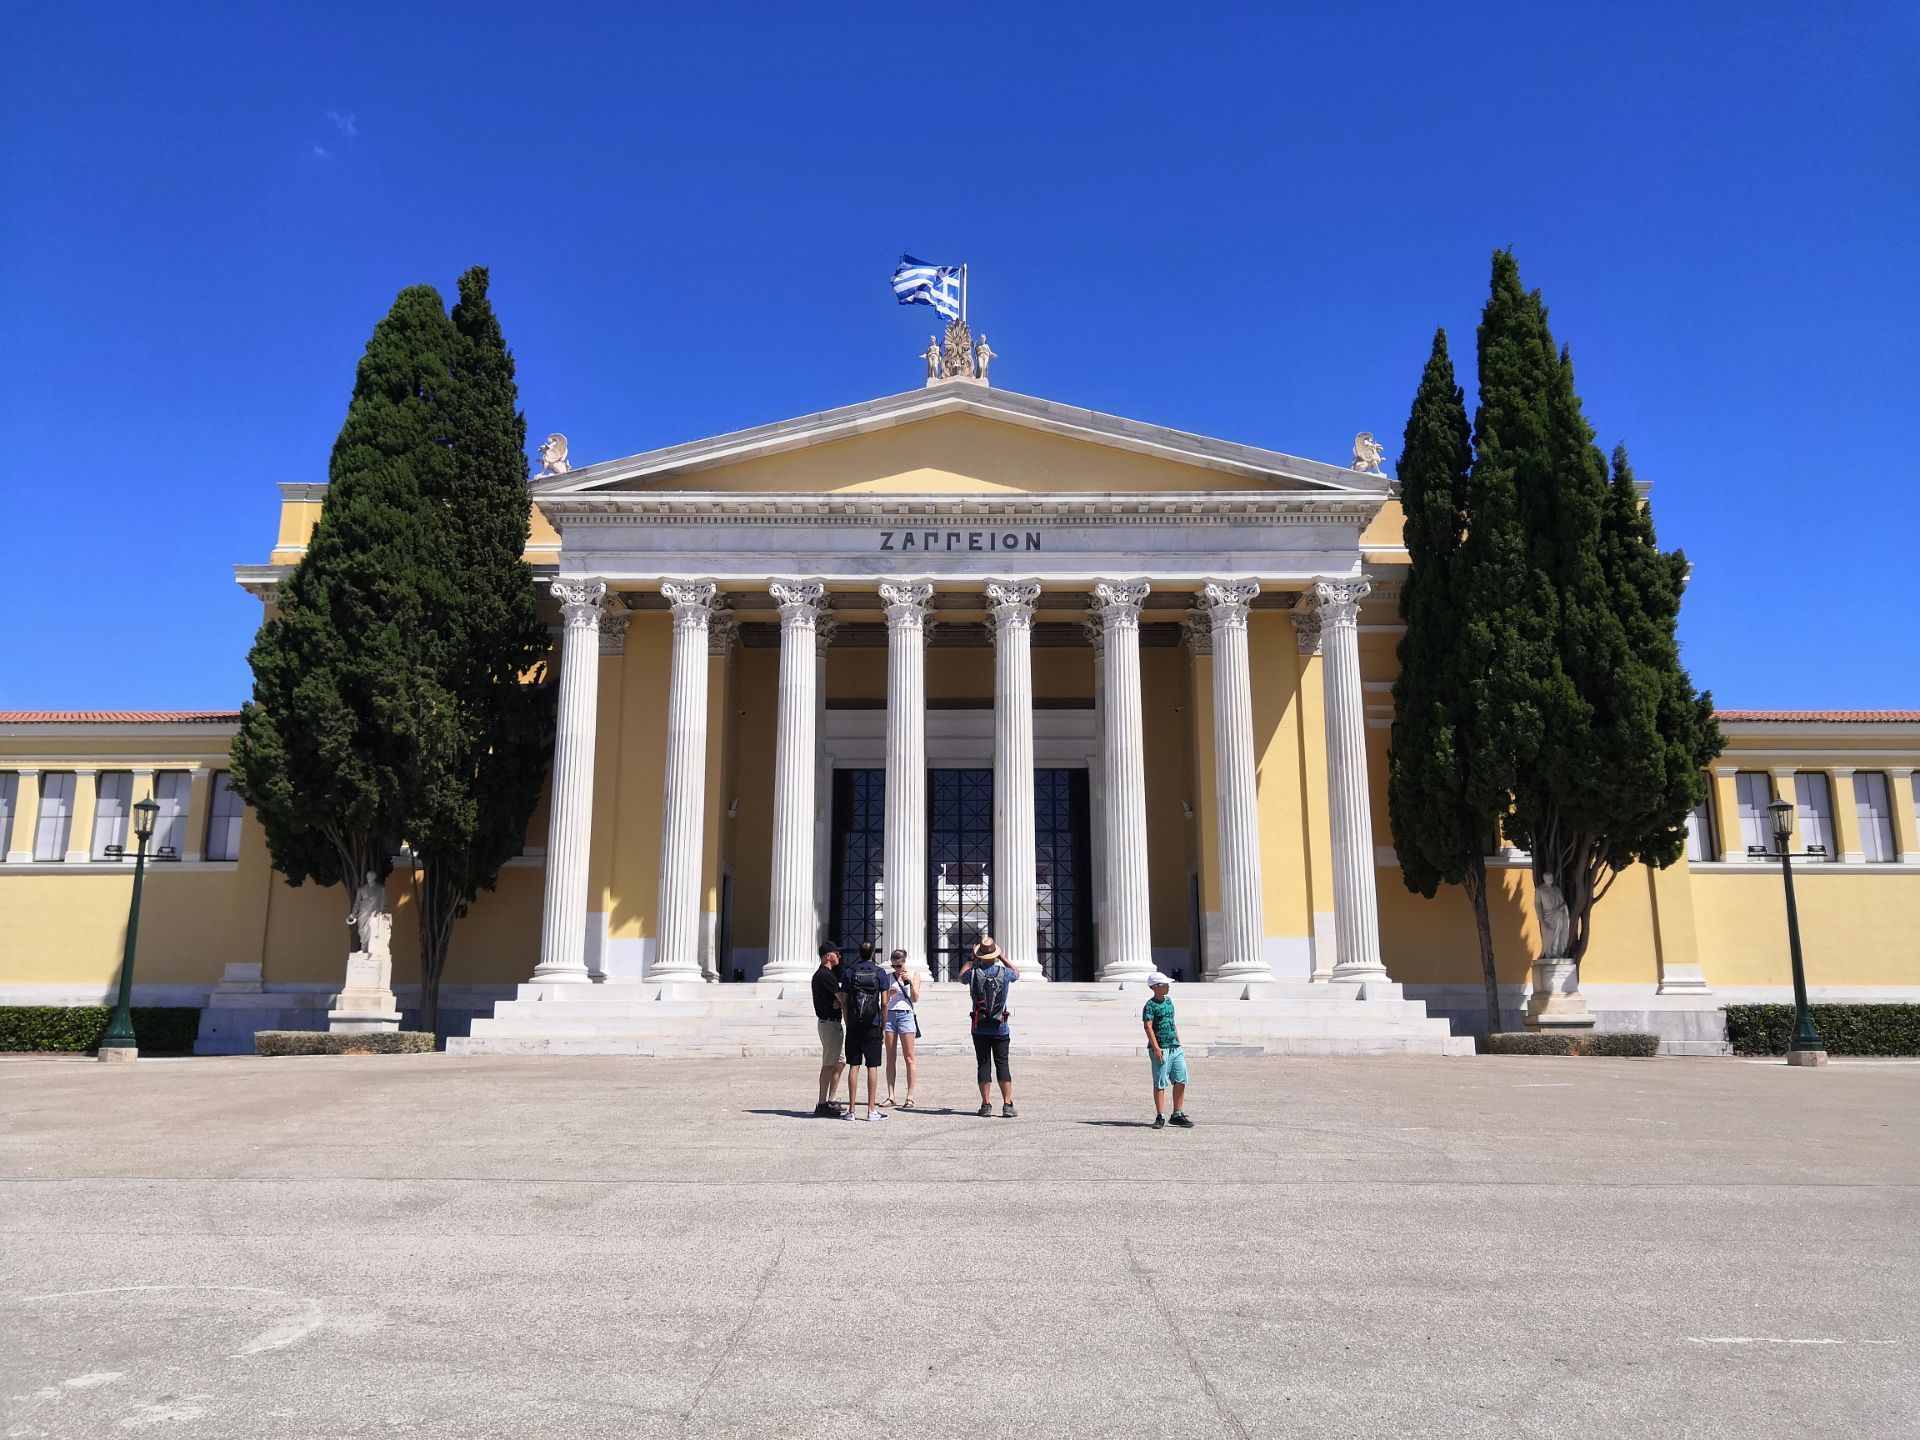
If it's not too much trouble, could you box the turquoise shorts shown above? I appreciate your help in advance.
[1150,1045,1188,1090]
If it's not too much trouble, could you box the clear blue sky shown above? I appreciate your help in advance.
[3,1,1914,711]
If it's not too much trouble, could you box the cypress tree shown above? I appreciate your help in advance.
[1387,329,1504,1034]
[1463,252,1720,1008]
[403,268,555,1036]
[230,287,459,943]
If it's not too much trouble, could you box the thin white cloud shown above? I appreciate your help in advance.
[325,110,358,139]
[311,144,331,160]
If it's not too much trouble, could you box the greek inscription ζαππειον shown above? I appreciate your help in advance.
[877,530,1041,552]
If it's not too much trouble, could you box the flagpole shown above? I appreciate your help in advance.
[961,263,968,324]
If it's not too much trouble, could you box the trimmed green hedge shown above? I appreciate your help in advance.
[1485,1031,1661,1058]
[0,1006,202,1054]
[1724,1004,1920,1057]
[255,1030,436,1056]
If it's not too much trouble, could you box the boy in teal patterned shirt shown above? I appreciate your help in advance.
[1141,973,1193,1130]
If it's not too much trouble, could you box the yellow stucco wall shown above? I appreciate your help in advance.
[600,414,1300,497]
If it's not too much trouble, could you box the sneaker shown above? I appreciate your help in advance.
[813,1101,834,1117]
[867,1109,888,1123]
[1151,1113,1166,1130]
[977,1103,993,1117]
[1002,1104,1017,1118]
[1169,1112,1195,1128]
[844,1106,858,1119]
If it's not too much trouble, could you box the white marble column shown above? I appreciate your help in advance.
[880,582,934,966]
[810,604,838,944]
[534,579,609,983]
[652,580,723,983]
[1093,580,1153,982]
[1313,577,1389,988]
[765,581,828,984]
[1082,614,1110,974]
[1204,581,1272,981]
[988,580,1043,980]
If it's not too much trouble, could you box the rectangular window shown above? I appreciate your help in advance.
[33,771,76,861]
[152,771,190,857]
[0,773,15,852]
[1734,772,1775,856]
[92,771,133,857]
[1794,772,1835,862]
[1684,783,1714,862]
[205,773,244,862]
[1853,772,1896,863]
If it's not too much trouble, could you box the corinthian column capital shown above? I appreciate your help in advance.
[770,580,829,627]
[986,579,1041,635]
[661,580,721,631]
[1311,576,1373,629]
[598,610,631,655]
[551,578,609,629]
[1092,579,1151,629]
[878,580,935,632]
[1203,580,1260,630]
[1181,606,1212,656]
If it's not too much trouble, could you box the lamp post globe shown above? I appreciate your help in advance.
[1768,798,1826,1065]
[98,796,162,1061]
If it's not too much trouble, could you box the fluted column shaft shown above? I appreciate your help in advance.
[1094,580,1153,982]
[1206,582,1272,981]
[881,582,933,965]
[653,581,722,982]
[534,580,608,982]
[988,581,1042,979]
[765,582,827,983]
[1315,578,1387,981]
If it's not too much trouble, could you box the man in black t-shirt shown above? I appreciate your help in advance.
[838,944,891,1122]
[811,943,845,1117]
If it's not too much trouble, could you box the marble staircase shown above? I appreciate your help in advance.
[449,980,1476,1057]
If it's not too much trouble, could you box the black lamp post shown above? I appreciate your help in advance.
[1768,797,1827,1066]
[98,795,160,1062]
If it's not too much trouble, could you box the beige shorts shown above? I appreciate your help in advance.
[818,1020,845,1066]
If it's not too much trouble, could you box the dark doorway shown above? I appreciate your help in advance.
[1036,769,1095,980]
[828,765,1094,982]
[928,768,994,980]
[828,769,886,953]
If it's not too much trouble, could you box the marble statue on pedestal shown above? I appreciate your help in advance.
[974,335,995,382]
[1351,432,1385,475]
[329,871,401,1034]
[537,433,571,475]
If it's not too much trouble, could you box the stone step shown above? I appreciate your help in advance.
[448,1034,1474,1058]
[478,998,1434,1023]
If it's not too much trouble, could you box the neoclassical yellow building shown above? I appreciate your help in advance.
[3,376,1916,1053]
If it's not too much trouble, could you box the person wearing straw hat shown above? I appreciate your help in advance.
[958,935,1020,1117]
[1142,972,1193,1129]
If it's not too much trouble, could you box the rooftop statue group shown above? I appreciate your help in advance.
[924,322,995,383]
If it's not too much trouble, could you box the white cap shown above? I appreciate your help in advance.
[1147,972,1173,988]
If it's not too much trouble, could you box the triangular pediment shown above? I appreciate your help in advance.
[534,387,1383,500]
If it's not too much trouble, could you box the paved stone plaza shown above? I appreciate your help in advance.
[2,1053,1914,1438]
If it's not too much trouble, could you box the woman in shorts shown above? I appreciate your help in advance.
[882,948,922,1109]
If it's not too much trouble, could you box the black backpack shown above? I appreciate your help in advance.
[970,965,1009,1028]
[847,962,885,1027]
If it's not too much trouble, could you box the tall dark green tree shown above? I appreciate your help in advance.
[403,268,555,1035]
[230,287,460,935]
[1387,329,1504,1033]
[1462,251,1720,988]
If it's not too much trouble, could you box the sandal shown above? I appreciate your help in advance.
[880,1098,895,1108]
[900,1099,916,1110]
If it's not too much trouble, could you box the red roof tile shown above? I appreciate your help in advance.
[0,710,241,724]
[1716,710,1920,724]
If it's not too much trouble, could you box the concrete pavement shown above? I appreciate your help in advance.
[2,1052,1915,1438]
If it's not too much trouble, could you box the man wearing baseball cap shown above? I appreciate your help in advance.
[1142,972,1193,1129]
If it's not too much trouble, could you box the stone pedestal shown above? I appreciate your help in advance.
[1785,1049,1829,1067]
[96,1045,138,1063]
[328,949,402,1033]
[1524,958,1596,1031]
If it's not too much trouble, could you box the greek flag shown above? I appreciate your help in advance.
[891,255,961,321]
